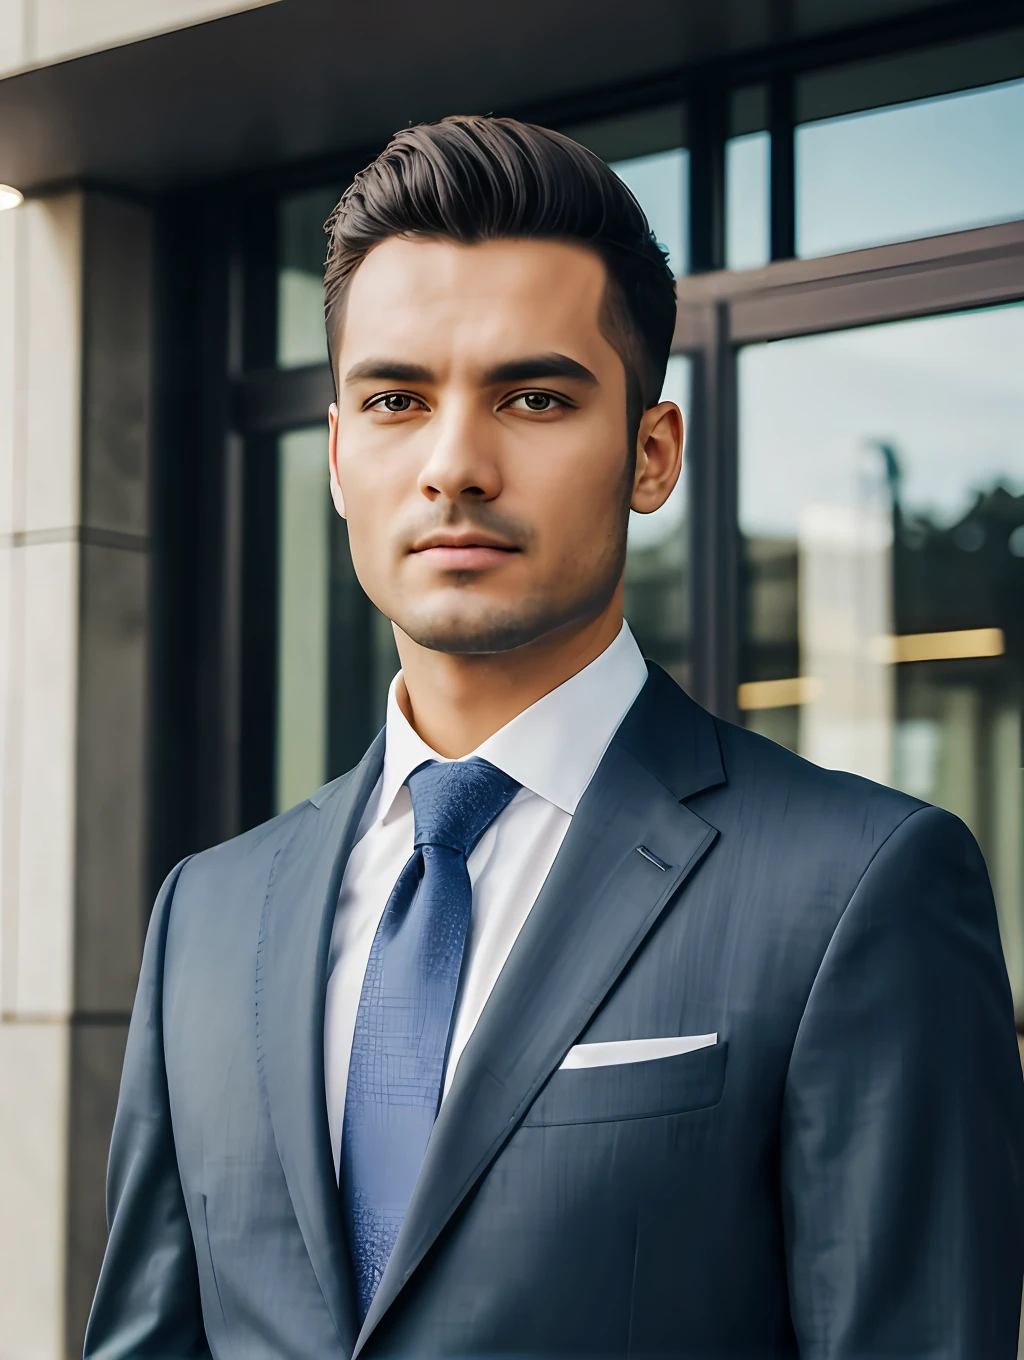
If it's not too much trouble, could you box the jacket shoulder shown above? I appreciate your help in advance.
[711,712,926,829]
[173,768,359,901]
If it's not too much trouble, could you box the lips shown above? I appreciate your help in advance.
[409,529,521,570]
[412,543,518,570]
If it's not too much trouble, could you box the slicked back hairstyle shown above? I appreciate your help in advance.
[323,115,677,428]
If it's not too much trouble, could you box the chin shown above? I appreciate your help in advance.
[400,618,546,656]
[394,596,570,656]
[393,580,619,657]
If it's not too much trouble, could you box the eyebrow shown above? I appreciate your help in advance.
[482,353,598,386]
[342,353,599,387]
[344,359,435,385]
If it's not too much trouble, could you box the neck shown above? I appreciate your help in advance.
[394,593,625,758]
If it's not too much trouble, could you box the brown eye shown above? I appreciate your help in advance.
[506,391,566,413]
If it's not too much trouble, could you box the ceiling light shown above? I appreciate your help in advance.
[0,184,24,211]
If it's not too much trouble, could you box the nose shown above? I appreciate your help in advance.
[417,398,502,505]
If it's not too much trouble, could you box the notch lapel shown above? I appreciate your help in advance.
[257,733,385,1356]
[353,668,725,1356]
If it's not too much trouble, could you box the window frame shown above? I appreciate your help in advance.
[676,217,1024,721]
[189,13,1024,845]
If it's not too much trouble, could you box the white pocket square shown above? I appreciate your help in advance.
[559,1033,718,1070]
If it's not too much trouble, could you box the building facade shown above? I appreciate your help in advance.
[1,0,1023,1354]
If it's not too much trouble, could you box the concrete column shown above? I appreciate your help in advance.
[0,190,153,1359]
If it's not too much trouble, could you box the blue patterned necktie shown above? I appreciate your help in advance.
[341,756,521,1321]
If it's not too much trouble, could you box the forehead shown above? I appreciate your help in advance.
[338,236,612,363]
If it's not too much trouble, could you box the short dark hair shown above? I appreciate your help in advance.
[323,115,677,425]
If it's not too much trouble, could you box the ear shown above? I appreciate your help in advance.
[631,401,684,514]
[327,402,347,519]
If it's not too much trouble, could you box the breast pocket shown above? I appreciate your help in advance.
[523,1041,728,1127]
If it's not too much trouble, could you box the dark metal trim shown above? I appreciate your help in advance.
[768,75,795,262]
[686,302,740,722]
[688,79,727,274]
[674,217,1024,344]
[239,433,280,829]
[233,364,335,435]
[731,248,1024,342]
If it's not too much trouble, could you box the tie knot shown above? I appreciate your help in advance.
[405,758,521,859]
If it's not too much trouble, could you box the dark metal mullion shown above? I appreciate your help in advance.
[241,193,279,371]
[191,193,248,850]
[239,435,280,830]
[688,302,739,723]
[688,81,727,275]
[769,75,796,262]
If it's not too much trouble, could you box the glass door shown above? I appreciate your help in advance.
[257,426,398,819]
[737,301,1024,997]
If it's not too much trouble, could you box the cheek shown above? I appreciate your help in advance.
[335,483,394,589]
[517,432,627,550]
[335,448,405,535]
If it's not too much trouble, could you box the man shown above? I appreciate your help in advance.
[86,116,1024,1359]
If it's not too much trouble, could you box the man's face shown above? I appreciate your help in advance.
[328,236,674,654]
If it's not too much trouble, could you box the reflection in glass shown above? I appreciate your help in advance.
[739,304,1024,997]
[726,87,770,272]
[277,186,340,368]
[565,105,689,276]
[273,426,398,813]
[625,354,691,686]
[797,77,1024,258]
[726,131,770,271]
[275,429,331,810]
[611,150,688,277]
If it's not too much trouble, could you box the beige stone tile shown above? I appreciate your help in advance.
[15,541,78,1017]
[0,541,23,1014]
[0,205,19,539]
[0,545,9,779]
[0,0,28,76]
[23,194,82,537]
[0,1019,70,1359]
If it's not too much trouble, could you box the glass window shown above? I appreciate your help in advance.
[796,31,1024,258]
[625,353,691,687]
[275,429,331,809]
[726,86,770,272]
[277,185,339,369]
[272,427,396,814]
[738,303,1024,997]
[565,104,689,275]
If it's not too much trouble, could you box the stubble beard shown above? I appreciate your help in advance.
[385,441,636,656]
[393,528,630,656]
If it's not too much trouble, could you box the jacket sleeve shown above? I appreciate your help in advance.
[781,804,1024,1358]
[84,857,211,1359]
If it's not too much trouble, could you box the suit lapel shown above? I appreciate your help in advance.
[353,667,725,1356]
[258,733,385,1356]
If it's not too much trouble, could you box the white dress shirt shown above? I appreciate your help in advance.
[324,622,649,1173]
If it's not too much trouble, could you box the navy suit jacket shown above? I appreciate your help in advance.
[86,664,1024,1358]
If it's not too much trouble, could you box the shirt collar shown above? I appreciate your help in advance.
[377,621,648,822]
